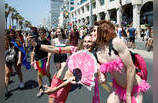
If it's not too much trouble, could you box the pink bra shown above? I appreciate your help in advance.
[100,58,124,73]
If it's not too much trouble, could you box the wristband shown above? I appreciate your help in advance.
[59,47,62,54]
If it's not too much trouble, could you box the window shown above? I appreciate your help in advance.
[100,0,105,5]
[92,2,96,9]
[82,7,84,13]
[81,0,87,4]
[86,5,89,11]
[70,7,74,11]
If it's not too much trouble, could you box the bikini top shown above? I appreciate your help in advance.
[100,58,124,74]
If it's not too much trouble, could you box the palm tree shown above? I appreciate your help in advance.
[5,11,9,29]
[11,8,17,26]
[5,3,31,30]
[14,12,20,29]
[5,3,12,29]
[18,15,24,29]
[8,6,14,28]
[27,21,32,29]
[24,20,30,28]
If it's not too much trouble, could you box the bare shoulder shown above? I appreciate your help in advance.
[112,37,128,53]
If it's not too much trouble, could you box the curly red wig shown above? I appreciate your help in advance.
[95,20,117,46]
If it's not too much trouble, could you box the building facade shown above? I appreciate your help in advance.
[50,0,64,28]
[58,0,76,28]
[70,0,153,31]
[58,0,70,27]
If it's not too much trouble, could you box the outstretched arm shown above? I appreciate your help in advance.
[31,39,77,54]
[43,77,75,95]
[40,45,73,54]
[43,80,70,95]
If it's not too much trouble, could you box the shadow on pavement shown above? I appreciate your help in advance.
[69,84,83,92]
[5,80,38,99]
[23,80,38,90]
[4,92,13,100]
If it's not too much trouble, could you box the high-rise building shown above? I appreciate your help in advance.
[50,0,64,28]
[58,0,72,28]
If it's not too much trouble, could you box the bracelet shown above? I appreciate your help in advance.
[59,47,62,54]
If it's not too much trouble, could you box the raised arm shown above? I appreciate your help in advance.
[113,38,135,103]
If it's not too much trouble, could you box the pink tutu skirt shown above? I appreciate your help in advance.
[113,79,150,103]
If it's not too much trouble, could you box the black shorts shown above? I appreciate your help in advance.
[5,58,18,68]
[141,34,145,37]
[54,54,67,63]
[129,36,135,43]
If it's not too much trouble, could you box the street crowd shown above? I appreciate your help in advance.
[4,20,152,103]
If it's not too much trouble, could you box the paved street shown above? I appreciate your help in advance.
[3,0,153,102]
[1,39,153,103]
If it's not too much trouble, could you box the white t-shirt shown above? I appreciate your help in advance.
[117,28,122,38]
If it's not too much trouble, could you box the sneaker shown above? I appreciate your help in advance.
[5,91,12,98]
[19,82,24,89]
[37,89,43,97]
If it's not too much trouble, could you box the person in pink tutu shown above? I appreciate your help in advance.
[89,20,150,103]
[31,38,82,103]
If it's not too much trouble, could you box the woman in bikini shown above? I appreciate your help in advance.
[90,20,150,103]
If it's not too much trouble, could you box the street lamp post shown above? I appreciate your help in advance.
[89,0,93,27]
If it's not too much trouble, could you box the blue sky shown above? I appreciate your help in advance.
[5,0,51,26]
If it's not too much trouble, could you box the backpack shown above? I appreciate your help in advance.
[130,51,148,81]
[109,39,148,81]
[5,47,17,63]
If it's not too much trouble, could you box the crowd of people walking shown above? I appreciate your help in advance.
[4,20,152,103]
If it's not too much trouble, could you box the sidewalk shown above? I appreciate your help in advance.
[130,49,153,60]
[129,37,153,60]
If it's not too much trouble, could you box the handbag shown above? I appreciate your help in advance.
[5,47,17,63]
